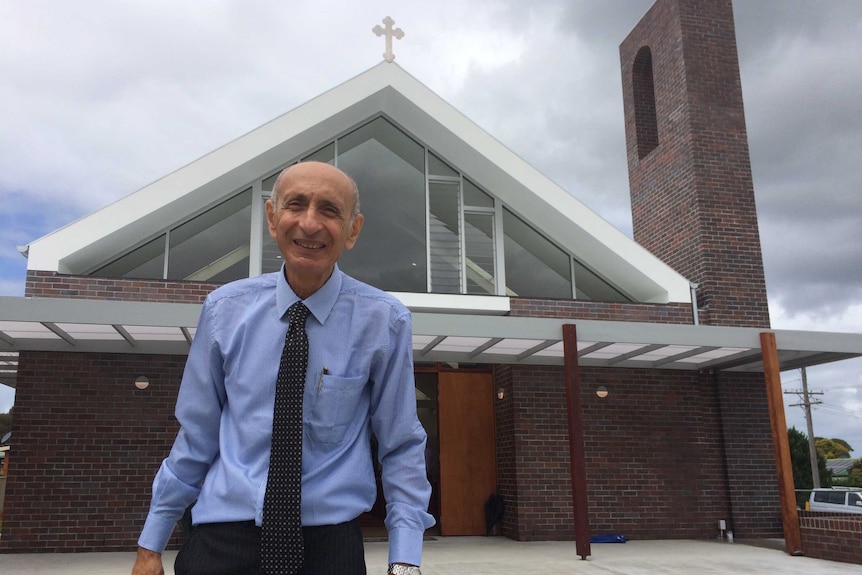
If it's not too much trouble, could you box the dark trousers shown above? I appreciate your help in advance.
[174,518,367,575]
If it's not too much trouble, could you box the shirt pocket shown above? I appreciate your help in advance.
[306,374,368,445]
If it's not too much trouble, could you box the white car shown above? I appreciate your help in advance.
[808,488,862,514]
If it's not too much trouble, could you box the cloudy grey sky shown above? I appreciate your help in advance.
[1,1,860,454]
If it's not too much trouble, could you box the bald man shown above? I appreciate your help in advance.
[133,162,433,575]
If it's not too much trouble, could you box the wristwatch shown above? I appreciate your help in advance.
[388,563,421,574]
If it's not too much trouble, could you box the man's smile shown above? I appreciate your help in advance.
[294,239,325,249]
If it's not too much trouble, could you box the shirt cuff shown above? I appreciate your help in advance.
[387,526,424,566]
[137,512,179,554]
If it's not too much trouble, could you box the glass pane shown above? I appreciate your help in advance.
[503,208,572,298]
[92,234,165,279]
[428,152,458,178]
[465,212,495,295]
[429,181,461,293]
[573,259,630,302]
[262,172,279,194]
[463,179,494,208]
[336,117,427,292]
[167,189,252,282]
[261,196,282,274]
[303,142,335,164]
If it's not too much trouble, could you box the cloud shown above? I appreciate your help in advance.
[0,1,860,445]
[735,1,862,321]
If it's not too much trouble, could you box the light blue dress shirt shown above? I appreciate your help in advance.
[139,266,434,565]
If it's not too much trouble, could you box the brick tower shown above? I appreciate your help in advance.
[620,0,770,327]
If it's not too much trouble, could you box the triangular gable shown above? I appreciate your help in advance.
[24,62,691,303]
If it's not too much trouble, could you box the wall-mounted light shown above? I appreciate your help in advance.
[134,376,150,390]
[496,387,505,400]
[596,385,609,399]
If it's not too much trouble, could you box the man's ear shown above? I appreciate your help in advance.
[344,213,364,250]
[265,199,277,238]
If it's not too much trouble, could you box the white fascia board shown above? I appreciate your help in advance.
[390,292,510,315]
[26,63,399,273]
[380,69,691,304]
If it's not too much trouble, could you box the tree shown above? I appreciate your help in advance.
[816,437,853,459]
[788,427,831,503]
[848,461,862,488]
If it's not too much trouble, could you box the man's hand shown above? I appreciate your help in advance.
[131,546,164,575]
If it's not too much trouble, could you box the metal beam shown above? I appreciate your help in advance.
[698,350,763,372]
[652,346,718,367]
[577,342,613,357]
[0,331,16,347]
[0,297,860,372]
[41,323,77,347]
[420,336,446,356]
[181,327,194,346]
[0,296,201,327]
[469,338,503,358]
[112,325,137,348]
[516,339,558,361]
[607,343,664,365]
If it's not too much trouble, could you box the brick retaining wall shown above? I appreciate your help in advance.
[799,510,862,565]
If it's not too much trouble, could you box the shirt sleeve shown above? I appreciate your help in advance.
[138,298,226,553]
[370,308,436,566]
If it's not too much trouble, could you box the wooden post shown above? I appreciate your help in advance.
[563,324,591,559]
[760,332,804,555]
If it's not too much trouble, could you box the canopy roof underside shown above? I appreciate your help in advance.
[1,296,860,388]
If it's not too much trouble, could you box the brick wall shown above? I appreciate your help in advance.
[25,273,696,326]
[25,270,216,303]
[494,365,780,542]
[717,371,782,537]
[493,366,519,539]
[620,0,770,328]
[0,351,187,553]
[799,511,862,565]
[509,299,693,324]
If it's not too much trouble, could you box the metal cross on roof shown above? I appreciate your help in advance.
[373,16,404,63]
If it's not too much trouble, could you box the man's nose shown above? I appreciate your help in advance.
[298,207,324,233]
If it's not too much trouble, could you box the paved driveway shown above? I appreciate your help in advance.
[1,537,861,574]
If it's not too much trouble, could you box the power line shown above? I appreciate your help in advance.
[816,403,862,419]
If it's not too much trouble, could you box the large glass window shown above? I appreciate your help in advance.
[90,115,634,303]
[503,208,572,298]
[168,189,252,282]
[336,118,427,292]
[93,234,166,279]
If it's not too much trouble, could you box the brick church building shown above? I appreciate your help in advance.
[2,0,860,556]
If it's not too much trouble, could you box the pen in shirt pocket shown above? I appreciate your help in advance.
[317,366,329,391]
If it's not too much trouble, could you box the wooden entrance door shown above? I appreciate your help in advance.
[437,371,497,536]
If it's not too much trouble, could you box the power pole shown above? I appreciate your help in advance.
[786,366,824,488]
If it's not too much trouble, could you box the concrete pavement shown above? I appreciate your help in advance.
[1,537,861,574]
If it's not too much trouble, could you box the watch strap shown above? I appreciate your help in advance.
[388,563,421,575]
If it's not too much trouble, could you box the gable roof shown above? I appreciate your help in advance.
[24,62,692,304]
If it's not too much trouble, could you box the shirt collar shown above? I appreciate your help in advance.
[276,264,343,325]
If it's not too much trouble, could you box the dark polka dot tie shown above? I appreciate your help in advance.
[261,301,309,575]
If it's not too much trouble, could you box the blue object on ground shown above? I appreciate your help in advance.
[590,533,627,543]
